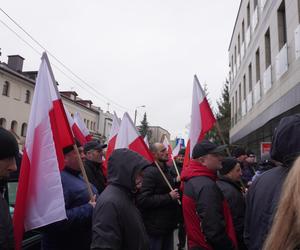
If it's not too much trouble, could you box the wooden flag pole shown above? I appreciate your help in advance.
[154,161,181,205]
[171,156,180,177]
[73,144,94,200]
[214,121,231,157]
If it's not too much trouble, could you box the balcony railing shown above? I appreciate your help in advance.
[252,7,258,33]
[247,92,253,111]
[276,43,288,80]
[246,27,251,48]
[254,80,261,104]
[263,65,272,94]
[295,24,300,60]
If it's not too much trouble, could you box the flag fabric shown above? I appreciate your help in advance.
[162,136,173,162]
[65,109,87,146]
[172,138,183,156]
[115,112,153,162]
[73,112,93,142]
[13,52,74,250]
[144,135,149,148]
[183,75,216,168]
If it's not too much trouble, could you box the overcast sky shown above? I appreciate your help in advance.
[0,0,240,141]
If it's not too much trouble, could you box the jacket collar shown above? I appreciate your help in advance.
[181,160,217,182]
[218,176,243,191]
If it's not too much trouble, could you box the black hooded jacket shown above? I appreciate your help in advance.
[84,159,106,194]
[91,149,150,250]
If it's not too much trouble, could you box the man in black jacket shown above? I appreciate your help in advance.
[244,114,300,250]
[0,128,18,250]
[91,148,150,250]
[137,143,180,250]
[217,157,247,250]
[84,140,107,194]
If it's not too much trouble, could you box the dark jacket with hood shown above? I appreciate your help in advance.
[181,160,237,250]
[42,167,98,250]
[136,162,179,236]
[244,114,300,250]
[217,176,246,250]
[0,194,14,250]
[84,159,106,194]
[91,148,150,250]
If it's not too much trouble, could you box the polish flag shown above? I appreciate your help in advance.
[74,112,93,142]
[183,75,216,167]
[115,112,153,162]
[162,136,173,162]
[144,135,149,148]
[65,109,87,146]
[172,138,183,157]
[13,53,74,250]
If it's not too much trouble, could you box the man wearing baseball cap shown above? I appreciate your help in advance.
[0,128,19,250]
[84,140,107,194]
[181,140,237,250]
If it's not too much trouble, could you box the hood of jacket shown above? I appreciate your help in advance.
[181,159,217,182]
[107,148,151,191]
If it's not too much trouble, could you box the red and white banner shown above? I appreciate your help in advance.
[74,112,92,143]
[13,53,74,250]
[172,138,183,157]
[115,112,153,162]
[144,135,149,148]
[65,109,87,146]
[162,136,173,162]
[184,75,216,167]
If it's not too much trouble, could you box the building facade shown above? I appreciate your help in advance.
[148,126,171,144]
[0,54,113,148]
[228,0,300,155]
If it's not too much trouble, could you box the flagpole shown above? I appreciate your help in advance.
[73,144,94,200]
[154,161,181,205]
[214,121,231,156]
[171,156,180,177]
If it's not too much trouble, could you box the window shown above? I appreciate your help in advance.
[254,0,258,8]
[25,90,31,104]
[21,123,27,137]
[0,118,6,128]
[247,2,251,28]
[243,75,247,100]
[265,28,271,68]
[238,34,241,55]
[277,1,287,49]
[248,63,253,92]
[235,90,238,114]
[256,49,261,82]
[298,0,300,23]
[234,46,237,65]
[2,81,9,96]
[87,120,90,129]
[238,83,242,107]
[11,120,18,133]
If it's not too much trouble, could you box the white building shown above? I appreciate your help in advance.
[228,0,300,155]
[0,54,113,147]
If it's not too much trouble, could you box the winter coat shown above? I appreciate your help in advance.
[91,148,150,250]
[0,195,14,250]
[136,162,179,236]
[84,159,106,194]
[240,161,256,186]
[244,166,289,250]
[181,160,237,250]
[217,177,247,250]
[42,167,98,250]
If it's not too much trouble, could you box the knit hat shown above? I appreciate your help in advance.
[192,140,227,159]
[219,157,238,175]
[270,114,300,165]
[0,128,19,160]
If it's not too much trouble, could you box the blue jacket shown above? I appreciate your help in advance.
[42,167,98,250]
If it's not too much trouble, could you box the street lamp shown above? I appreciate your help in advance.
[134,105,146,125]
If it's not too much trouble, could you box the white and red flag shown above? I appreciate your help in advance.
[74,112,93,143]
[13,53,74,250]
[172,138,183,157]
[115,112,153,162]
[144,135,149,148]
[162,136,173,162]
[65,109,87,146]
[183,75,216,168]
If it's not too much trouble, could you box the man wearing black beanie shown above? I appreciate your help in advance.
[217,157,246,250]
[0,128,19,250]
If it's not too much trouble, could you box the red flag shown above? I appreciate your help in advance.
[65,109,87,146]
[183,75,216,169]
[103,112,120,176]
[74,112,92,142]
[115,112,153,162]
[13,52,74,250]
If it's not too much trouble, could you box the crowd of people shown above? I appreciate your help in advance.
[1,113,300,250]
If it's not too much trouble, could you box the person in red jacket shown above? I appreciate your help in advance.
[181,140,237,250]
